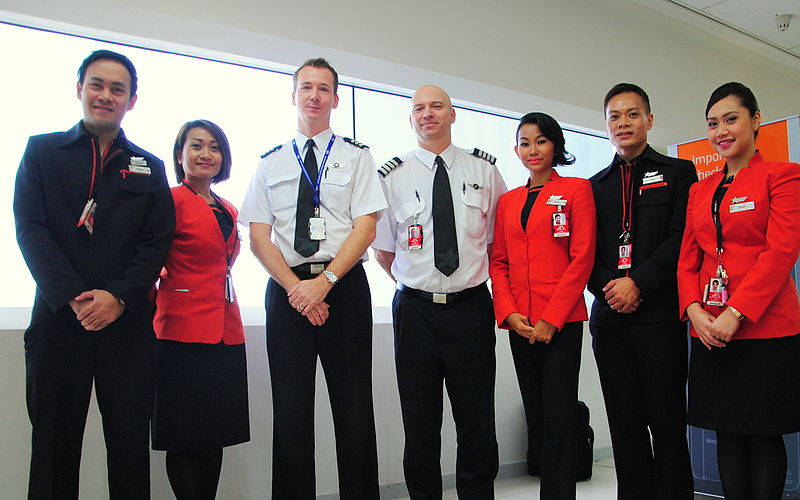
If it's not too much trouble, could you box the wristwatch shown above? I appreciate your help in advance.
[727,305,745,321]
[322,269,339,286]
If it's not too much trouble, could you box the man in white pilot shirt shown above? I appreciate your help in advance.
[373,84,506,500]
[239,57,386,500]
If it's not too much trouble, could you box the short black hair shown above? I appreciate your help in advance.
[78,50,138,97]
[516,112,575,167]
[173,120,233,185]
[293,57,339,95]
[603,83,650,115]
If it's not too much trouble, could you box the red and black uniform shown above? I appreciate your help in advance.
[588,145,697,500]
[14,121,175,499]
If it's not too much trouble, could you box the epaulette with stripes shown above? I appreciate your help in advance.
[343,137,369,149]
[471,148,497,165]
[260,144,282,158]
[378,157,403,178]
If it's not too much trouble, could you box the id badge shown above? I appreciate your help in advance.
[225,273,235,303]
[703,277,728,306]
[309,217,326,240]
[408,224,423,250]
[77,198,97,235]
[552,212,570,237]
[617,244,632,270]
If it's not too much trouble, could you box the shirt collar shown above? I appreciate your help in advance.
[295,128,334,153]
[597,144,670,181]
[58,121,130,150]
[415,143,456,171]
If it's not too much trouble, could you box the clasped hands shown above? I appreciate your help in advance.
[287,275,333,326]
[603,277,642,313]
[506,313,557,344]
[686,302,741,350]
[69,289,125,331]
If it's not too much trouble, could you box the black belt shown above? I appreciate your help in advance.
[398,282,486,305]
[291,262,330,274]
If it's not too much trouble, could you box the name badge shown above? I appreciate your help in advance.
[642,172,664,185]
[128,165,151,175]
[408,224,423,250]
[546,195,567,207]
[730,201,755,213]
[309,217,326,240]
[552,212,570,237]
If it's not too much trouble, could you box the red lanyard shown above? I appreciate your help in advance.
[619,161,635,243]
[86,138,118,200]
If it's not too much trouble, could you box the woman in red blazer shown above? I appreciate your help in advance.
[152,120,249,499]
[490,112,596,498]
[678,83,800,500]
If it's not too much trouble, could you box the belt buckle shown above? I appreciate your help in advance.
[309,263,325,274]
[432,293,447,304]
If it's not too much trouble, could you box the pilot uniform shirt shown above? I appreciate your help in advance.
[373,144,507,293]
[238,128,387,264]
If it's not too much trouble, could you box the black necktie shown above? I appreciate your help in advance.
[432,155,459,276]
[293,138,319,257]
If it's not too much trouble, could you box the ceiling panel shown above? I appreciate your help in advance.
[702,0,800,49]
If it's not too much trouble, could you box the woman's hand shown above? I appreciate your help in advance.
[708,307,742,343]
[686,302,724,349]
[506,313,534,339]
[530,319,556,344]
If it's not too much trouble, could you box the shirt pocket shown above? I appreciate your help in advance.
[394,197,426,250]
[118,171,157,194]
[266,169,300,215]
[636,183,671,206]
[460,187,488,239]
[320,167,353,212]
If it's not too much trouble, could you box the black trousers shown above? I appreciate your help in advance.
[510,321,583,500]
[591,321,693,500]
[24,322,155,500]
[265,263,379,500]
[393,284,498,500]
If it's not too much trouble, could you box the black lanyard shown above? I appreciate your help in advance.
[710,173,734,281]
[181,182,235,269]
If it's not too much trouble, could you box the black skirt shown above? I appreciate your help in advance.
[688,334,800,435]
[152,339,250,451]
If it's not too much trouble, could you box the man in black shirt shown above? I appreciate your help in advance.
[14,50,174,499]
[588,83,696,500]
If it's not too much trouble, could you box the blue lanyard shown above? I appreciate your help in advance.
[292,134,335,207]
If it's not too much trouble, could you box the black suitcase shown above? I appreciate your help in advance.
[576,400,594,481]
[525,400,594,481]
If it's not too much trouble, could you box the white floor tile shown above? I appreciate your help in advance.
[392,459,714,499]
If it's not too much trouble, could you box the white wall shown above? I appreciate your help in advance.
[1,0,799,150]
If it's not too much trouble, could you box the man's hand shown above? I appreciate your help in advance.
[288,275,333,314]
[302,301,330,326]
[73,289,125,331]
[603,277,642,313]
